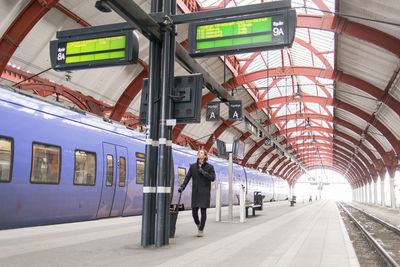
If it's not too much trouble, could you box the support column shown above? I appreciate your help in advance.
[374,179,378,205]
[361,185,364,203]
[364,184,367,203]
[155,0,175,247]
[361,184,366,204]
[216,184,221,222]
[141,0,162,246]
[356,188,359,202]
[368,182,372,204]
[381,178,386,207]
[387,166,397,209]
[239,186,245,223]
[390,176,396,209]
[228,150,233,221]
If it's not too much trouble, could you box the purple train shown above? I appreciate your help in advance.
[0,85,288,230]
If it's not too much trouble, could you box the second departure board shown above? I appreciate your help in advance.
[188,9,296,57]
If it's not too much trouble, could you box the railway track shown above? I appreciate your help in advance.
[338,202,400,267]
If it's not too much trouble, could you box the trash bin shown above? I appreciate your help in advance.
[254,191,264,210]
[290,195,296,206]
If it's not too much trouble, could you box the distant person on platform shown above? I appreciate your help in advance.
[178,149,215,237]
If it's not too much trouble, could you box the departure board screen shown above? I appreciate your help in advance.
[188,9,296,57]
[50,26,138,71]
[62,35,126,64]
[196,17,272,50]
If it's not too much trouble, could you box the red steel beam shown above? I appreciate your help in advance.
[54,3,91,27]
[246,95,334,113]
[0,0,60,73]
[297,14,400,56]
[300,156,360,181]
[253,147,275,169]
[109,69,148,121]
[203,119,235,151]
[232,67,400,123]
[269,157,287,175]
[278,161,295,178]
[241,139,265,165]
[2,65,113,115]
[261,153,279,173]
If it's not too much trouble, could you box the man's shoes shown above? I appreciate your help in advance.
[197,230,203,237]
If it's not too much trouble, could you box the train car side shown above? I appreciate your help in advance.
[0,86,288,229]
[0,88,145,228]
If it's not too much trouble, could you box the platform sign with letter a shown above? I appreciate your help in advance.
[229,100,242,120]
[206,102,220,121]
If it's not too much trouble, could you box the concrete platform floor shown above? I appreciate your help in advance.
[352,201,400,228]
[0,200,359,267]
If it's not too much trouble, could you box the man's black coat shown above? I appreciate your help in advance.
[181,160,216,208]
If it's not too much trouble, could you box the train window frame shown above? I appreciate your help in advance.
[178,167,186,186]
[30,142,61,185]
[119,156,126,187]
[73,149,96,186]
[0,136,13,183]
[106,154,114,186]
[136,160,144,184]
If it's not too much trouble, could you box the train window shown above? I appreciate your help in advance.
[74,150,96,186]
[30,143,61,184]
[119,157,126,187]
[106,155,113,186]
[136,160,144,184]
[0,137,13,182]
[135,152,145,159]
[178,167,186,186]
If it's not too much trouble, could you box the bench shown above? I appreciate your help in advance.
[235,194,262,218]
[245,203,262,217]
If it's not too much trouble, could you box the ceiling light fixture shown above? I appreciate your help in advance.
[312,135,317,143]
[294,90,302,100]
[305,118,311,128]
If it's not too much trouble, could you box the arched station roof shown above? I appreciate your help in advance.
[0,0,399,188]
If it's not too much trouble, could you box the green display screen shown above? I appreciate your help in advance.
[188,9,296,57]
[50,24,138,71]
[65,35,126,63]
[196,17,272,50]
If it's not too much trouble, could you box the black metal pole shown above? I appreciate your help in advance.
[141,0,162,247]
[163,0,176,243]
[156,0,174,247]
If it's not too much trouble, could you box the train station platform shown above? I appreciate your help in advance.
[0,200,359,267]
[352,202,400,227]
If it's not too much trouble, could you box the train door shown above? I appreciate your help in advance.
[97,143,128,218]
